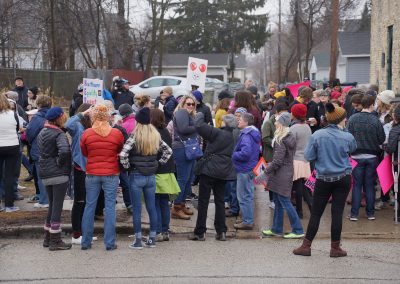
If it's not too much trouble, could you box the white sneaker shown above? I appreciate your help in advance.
[71,236,98,245]
[5,206,20,213]
[33,203,49,208]
[17,184,27,190]
[269,201,275,209]
[224,202,230,209]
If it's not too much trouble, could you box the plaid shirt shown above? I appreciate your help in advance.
[119,136,172,170]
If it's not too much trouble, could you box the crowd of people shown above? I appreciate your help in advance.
[0,75,399,257]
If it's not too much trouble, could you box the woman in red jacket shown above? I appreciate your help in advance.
[80,104,124,251]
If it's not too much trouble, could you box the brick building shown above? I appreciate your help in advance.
[370,0,400,92]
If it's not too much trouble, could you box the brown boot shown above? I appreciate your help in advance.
[43,230,50,248]
[293,238,312,256]
[330,241,347,257]
[49,231,72,251]
[182,205,194,216]
[233,222,254,230]
[171,204,190,220]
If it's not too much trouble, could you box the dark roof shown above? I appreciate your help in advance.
[338,32,370,56]
[314,52,330,68]
[341,19,363,32]
[157,53,246,69]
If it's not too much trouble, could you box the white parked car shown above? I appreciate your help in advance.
[129,76,190,99]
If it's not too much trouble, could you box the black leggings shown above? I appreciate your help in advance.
[71,168,86,234]
[45,182,68,231]
[293,179,312,214]
[305,175,351,242]
[0,146,20,207]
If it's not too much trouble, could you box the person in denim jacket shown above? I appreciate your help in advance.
[294,102,356,258]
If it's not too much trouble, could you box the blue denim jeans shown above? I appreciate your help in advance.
[173,147,195,204]
[271,192,304,234]
[236,172,255,225]
[225,180,239,214]
[129,172,158,237]
[34,162,48,205]
[81,175,119,249]
[155,194,170,233]
[119,171,131,207]
[351,157,378,217]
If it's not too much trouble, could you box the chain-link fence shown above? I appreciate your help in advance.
[0,68,113,101]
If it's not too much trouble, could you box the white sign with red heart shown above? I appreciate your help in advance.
[186,57,208,93]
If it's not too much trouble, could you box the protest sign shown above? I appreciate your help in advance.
[186,57,208,93]
[377,155,394,195]
[83,78,104,105]
[253,157,268,188]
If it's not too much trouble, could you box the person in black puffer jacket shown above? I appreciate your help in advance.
[189,113,237,241]
[37,107,72,251]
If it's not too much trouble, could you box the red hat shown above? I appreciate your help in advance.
[291,103,307,119]
[330,91,342,100]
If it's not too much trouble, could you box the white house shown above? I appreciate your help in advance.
[152,53,247,83]
[310,52,330,81]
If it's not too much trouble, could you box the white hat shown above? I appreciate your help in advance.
[377,90,395,105]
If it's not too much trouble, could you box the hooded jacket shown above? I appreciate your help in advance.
[13,85,29,110]
[232,126,261,173]
[265,132,296,198]
[112,90,135,109]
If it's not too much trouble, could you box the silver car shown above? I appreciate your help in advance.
[129,76,190,99]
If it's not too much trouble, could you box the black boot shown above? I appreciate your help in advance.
[215,232,226,241]
[43,230,50,248]
[49,231,72,251]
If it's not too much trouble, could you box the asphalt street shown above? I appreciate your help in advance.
[1,237,399,283]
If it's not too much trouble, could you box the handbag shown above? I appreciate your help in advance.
[194,153,214,175]
[181,137,203,160]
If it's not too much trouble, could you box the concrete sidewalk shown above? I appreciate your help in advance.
[1,184,399,239]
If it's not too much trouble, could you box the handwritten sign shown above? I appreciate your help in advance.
[186,57,208,93]
[83,78,104,105]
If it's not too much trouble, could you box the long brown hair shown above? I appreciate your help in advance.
[234,91,255,110]
[150,108,166,129]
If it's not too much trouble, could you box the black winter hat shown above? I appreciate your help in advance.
[218,90,233,101]
[247,85,258,96]
[136,107,150,125]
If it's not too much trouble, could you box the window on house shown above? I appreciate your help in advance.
[311,73,316,80]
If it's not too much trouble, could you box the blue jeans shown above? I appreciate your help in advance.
[225,180,239,214]
[236,172,255,225]
[271,192,304,234]
[155,194,170,233]
[173,147,195,204]
[129,172,158,237]
[81,175,119,249]
[34,162,48,205]
[119,171,131,207]
[351,157,378,217]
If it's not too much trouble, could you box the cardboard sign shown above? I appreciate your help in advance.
[83,78,104,105]
[287,81,310,98]
[377,155,394,195]
[186,57,208,93]
[253,157,268,176]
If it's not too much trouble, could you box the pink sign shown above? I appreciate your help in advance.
[305,158,358,192]
[376,155,394,195]
[287,81,310,98]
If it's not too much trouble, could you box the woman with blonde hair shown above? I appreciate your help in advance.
[214,98,231,128]
[171,95,199,219]
[134,93,152,111]
[0,93,21,212]
[120,107,172,249]
[257,112,304,239]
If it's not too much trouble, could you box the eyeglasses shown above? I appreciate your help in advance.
[185,103,195,107]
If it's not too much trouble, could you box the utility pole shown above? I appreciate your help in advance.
[294,0,301,81]
[268,25,272,82]
[278,0,282,84]
[329,0,339,81]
